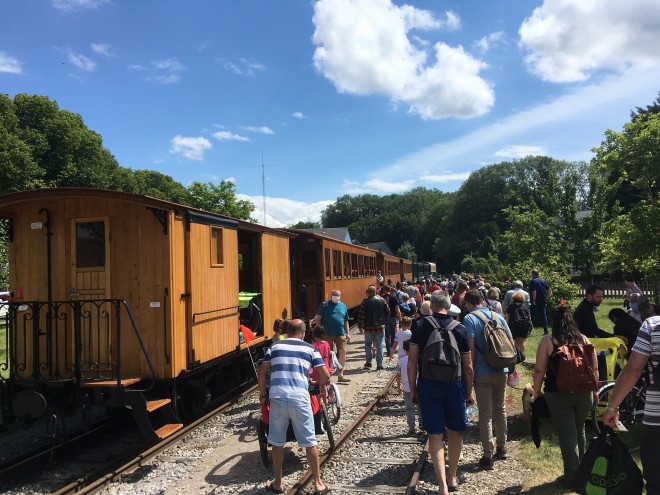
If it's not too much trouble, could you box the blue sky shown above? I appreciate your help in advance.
[1,0,659,227]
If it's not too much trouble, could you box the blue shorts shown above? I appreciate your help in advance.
[416,376,468,434]
[268,396,317,448]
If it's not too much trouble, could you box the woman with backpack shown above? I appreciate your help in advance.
[505,292,532,354]
[532,305,599,489]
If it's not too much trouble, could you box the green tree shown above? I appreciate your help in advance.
[591,110,660,301]
[288,221,321,229]
[187,181,255,220]
[396,240,417,261]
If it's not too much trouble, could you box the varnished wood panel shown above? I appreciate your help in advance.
[260,234,291,339]
[187,223,239,365]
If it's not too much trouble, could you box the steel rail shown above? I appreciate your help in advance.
[51,384,258,495]
[286,373,400,495]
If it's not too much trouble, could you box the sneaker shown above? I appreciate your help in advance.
[479,457,494,470]
[495,446,508,460]
[376,365,384,371]
[363,362,372,369]
[406,427,416,436]
[507,370,520,387]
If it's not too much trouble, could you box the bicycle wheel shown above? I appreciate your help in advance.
[592,383,645,452]
[320,403,335,451]
[326,383,341,424]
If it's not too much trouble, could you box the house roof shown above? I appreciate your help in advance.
[299,227,351,243]
[360,242,395,256]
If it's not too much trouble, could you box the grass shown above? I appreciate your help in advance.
[509,298,641,493]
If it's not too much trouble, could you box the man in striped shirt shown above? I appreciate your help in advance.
[258,319,331,495]
[604,315,660,494]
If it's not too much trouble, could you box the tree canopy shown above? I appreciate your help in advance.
[0,93,255,221]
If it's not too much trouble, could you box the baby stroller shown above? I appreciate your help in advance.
[256,383,335,467]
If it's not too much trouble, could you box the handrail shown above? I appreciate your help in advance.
[192,305,239,323]
[1,299,156,392]
[119,300,156,392]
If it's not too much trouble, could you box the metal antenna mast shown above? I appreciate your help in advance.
[261,153,266,226]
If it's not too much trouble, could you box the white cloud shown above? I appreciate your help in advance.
[440,11,461,31]
[340,178,416,195]
[146,74,181,84]
[419,172,472,183]
[312,0,493,120]
[68,52,96,71]
[220,57,266,76]
[52,0,108,12]
[519,0,660,83]
[475,31,505,54]
[213,131,249,142]
[494,145,548,159]
[377,65,660,177]
[170,135,212,161]
[292,112,306,119]
[0,51,22,74]
[237,194,333,228]
[90,43,115,57]
[241,126,274,135]
[130,58,186,84]
[153,58,186,71]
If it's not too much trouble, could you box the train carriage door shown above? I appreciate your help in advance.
[70,218,110,299]
[70,218,112,376]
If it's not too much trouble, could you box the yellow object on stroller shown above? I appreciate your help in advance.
[591,336,628,383]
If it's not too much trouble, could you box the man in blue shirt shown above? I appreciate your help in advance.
[315,289,351,381]
[529,270,551,335]
[258,319,330,495]
[463,290,513,470]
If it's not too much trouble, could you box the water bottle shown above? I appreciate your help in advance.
[466,405,478,415]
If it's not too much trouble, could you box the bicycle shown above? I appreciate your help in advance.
[591,376,647,452]
[324,379,342,424]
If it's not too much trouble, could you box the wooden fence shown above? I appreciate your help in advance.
[576,281,656,299]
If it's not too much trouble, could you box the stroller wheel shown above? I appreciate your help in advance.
[257,418,270,466]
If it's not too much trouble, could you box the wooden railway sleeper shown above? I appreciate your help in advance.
[120,390,183,443]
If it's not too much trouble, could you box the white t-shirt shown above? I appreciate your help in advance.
[398,355,411,393]
[394,329,412,356]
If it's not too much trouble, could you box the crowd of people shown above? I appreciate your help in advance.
[259,272,659,495]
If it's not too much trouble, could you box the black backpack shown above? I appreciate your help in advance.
[510,304,532,336]
[419,316,462,382]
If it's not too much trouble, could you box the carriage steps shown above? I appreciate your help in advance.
[80,379,183,443]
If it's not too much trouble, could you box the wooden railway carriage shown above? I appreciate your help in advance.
[288,230,379,317]
[377,253,413,285]
[0,188,292,442]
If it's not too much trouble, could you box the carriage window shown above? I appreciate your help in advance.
[76,221,105,268]
[211,227,224,266]
[333,250,342,279]
[324,249,331,280]
[301,250,317,278]
[351,253,358,277]
[343,252,351,279]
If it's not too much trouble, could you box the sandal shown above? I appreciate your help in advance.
[337,377,351,383]
[266,482,284,494]
[313,485,332,495]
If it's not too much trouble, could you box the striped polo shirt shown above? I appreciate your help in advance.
[631,316,660,426]
[264,337,324,399]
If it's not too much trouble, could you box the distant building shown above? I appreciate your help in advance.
[359,242,395,256]
[299,227,352,243]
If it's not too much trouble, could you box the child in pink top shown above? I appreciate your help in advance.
[310,325,334,382]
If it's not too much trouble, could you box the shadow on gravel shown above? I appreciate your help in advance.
[204,448,300,487]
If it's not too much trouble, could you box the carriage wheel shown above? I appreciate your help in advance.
[320,403,335,451]
[256,418,270,466]
[327,383,341,424]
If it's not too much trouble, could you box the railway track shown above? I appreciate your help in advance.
[285,374,431,495]
[50,384,259,495]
